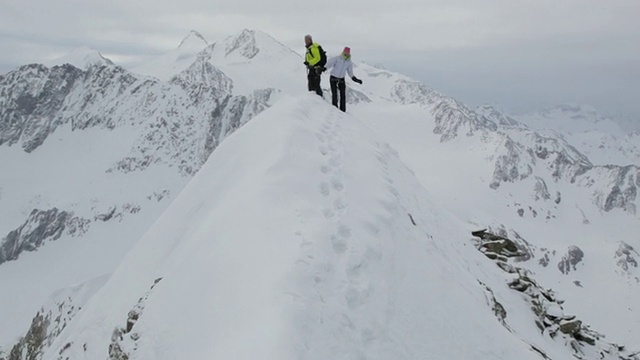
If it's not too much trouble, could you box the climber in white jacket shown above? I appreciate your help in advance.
[324,47,363,112]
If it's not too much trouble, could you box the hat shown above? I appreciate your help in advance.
[343,47,351,54]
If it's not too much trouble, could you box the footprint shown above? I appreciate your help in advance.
[319,146,329,156]
[363,222,380,235]
[323,208,336,220]
[361,329,376,344]
[345,288,359,309]
[333,198,347,212]
[347,261,364,279]
[331,235,347,254]
[337,224,352,238]
[320,165,331,174]
[345,285,372,309]
[300,241,314,250]
[331,178,345,192]
[320,182,331,196]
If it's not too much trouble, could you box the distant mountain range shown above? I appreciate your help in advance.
[1,29,638,360]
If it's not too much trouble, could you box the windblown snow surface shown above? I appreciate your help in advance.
[45,95,560,359]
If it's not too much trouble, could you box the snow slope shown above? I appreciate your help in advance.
[43,95,629,360]
[0,123,188,350]
[352,101,640,347]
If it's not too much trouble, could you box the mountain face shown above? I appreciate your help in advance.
[24,96,638,360]
[1,29,639,359]
[0,208,86,265]
[375,74,638,215]
[0,30,282,354]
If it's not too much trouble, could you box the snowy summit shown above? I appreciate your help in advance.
[46,46,114,69]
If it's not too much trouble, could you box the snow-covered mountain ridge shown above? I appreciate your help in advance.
[1,29,639,359]
[36,96,640,359]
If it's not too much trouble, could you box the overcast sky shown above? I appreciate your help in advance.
[1,0,639,120]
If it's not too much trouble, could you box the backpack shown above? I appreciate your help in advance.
[317,45,327,67]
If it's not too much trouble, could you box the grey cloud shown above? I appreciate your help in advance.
[370,35,640,119]
[1,0,639,120]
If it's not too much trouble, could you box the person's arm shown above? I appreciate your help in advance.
[325,56,336,70]
[348,61,363,84]
[346,61,354,78]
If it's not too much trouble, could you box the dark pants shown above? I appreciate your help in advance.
[330,76,346,112]
[307,70,323,97]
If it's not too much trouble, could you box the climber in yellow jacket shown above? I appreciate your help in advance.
[303,34,327,97]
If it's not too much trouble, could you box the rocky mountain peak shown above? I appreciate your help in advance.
[223,29,260,59]
[476,104,521,127]
[178,30,208,49]
[221,28,298,60]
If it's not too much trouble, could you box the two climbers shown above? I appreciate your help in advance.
[304,35,363,112]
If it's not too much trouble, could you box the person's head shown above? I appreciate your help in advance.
[304,35,313,46]
[342,46,351,59]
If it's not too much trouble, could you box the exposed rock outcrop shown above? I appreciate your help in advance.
[472,229,638,360]
[0,204,141,265]
[557,245,585,275]
[106,278,163,360]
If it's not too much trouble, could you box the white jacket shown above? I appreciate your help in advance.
[325,55,354,79]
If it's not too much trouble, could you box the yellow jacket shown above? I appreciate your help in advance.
[305,43,322,66]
